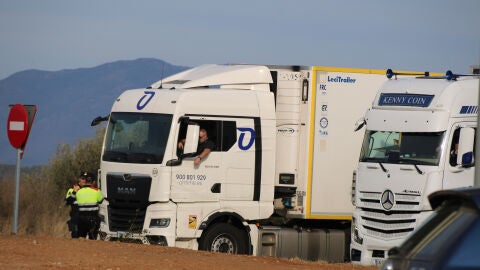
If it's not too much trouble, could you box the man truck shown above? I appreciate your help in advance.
[94,64,406,261]
[350,69,479,265]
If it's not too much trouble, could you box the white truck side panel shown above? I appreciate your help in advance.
[309,71,387,217]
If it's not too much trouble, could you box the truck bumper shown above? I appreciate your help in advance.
[350,210,432,266]
[99,200,177,246]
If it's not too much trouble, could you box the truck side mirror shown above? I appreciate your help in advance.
[167,119,200,166]
[458,127,475,167]
[91,115,109,126]
[354,117,366,132]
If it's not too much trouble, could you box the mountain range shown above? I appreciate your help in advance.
[0,58,189,165]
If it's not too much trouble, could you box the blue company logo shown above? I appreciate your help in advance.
[237,127,255,150]
[137,91,155,110]
[327,76,356,83]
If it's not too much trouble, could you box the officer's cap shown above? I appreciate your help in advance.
[79,171,95,182]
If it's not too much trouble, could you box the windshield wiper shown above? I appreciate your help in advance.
[378,162,388,173]
[398,158,428,174]
[413,164,424,175]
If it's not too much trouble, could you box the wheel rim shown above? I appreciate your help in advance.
[211,234,235,253]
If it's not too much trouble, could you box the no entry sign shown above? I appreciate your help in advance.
[8,104,29,148]
[7,104,37,153]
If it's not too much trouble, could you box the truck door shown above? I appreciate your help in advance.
[170,116,256,202]
[219,118,257,201]
[444,123,476,189]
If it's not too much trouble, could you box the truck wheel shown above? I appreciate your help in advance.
[199,223,249,254]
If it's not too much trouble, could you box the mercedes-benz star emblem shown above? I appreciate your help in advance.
[381,190,394,210]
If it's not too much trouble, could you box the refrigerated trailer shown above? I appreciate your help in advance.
[350,70,479,265]
[94,64,403,261]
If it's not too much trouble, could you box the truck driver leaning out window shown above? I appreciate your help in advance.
[178,128,215,166]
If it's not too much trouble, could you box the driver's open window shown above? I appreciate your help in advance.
[177,119,237,154]
[449,129,460,167]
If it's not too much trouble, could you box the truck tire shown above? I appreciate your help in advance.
[199,223,249,254]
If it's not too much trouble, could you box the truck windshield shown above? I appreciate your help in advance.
[102,112,173,164]
[359,131,445,166]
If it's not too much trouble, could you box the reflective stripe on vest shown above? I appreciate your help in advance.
[76,186,103,212]
[78,203,99,211]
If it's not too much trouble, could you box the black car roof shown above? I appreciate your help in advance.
[428,186,480,210]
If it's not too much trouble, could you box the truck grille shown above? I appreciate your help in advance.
[108,205,147,233]
[358,191,420,239]
[106,174,152,233]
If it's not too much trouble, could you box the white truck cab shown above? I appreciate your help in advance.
[97,65,275,252]
[351,70,479,265]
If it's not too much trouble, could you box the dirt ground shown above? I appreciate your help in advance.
[0,234,379,270]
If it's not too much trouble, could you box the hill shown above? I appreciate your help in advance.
[0,58,188,165]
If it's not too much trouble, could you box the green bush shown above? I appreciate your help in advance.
[0,127,105,236]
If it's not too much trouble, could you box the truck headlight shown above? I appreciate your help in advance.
[150,218,170,228]
[352,217,363,245]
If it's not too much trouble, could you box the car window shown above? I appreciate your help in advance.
[400,203,457,254]
[445,217,480,268]
[417,212,469,259]
[415,210,472,258]
[400,202,477,260]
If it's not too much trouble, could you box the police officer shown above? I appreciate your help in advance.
[65,172,88,238]
[75,172,103,239]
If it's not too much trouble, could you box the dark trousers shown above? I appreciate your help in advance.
[67,209,79,238]
[78,212,100,240]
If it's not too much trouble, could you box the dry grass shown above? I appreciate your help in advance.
[0,167,70,237]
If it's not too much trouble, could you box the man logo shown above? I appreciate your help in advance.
[381,190,394,210]
[117,187,136,196]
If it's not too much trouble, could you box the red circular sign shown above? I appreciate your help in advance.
[7,104,29,149]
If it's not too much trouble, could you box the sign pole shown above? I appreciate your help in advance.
[7,104,37,234]
[12,148,22,234]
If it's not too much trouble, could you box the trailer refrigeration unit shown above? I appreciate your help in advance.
[93,64,398,262]
[350,70,480,266]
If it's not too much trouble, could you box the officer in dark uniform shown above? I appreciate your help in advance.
[65,172,88,238]
[75,172,103,239]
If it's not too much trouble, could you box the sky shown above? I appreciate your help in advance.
[0,0,479,80]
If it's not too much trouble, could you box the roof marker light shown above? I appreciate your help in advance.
[445,70,454,81]
[444,70,480,80]
[386,69,394,79]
